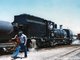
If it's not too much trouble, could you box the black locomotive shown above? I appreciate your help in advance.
[12,14,73,48]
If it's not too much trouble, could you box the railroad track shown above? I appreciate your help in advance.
[43,45,80,60]
[1,44,80,58]
[55,47,80,59]
[37,44,80,51]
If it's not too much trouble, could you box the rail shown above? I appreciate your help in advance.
[0,43,15,48]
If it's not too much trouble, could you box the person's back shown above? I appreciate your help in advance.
[19,34,27,44]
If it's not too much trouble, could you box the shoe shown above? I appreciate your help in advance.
[24,56,27,58]
[11,56,17,59]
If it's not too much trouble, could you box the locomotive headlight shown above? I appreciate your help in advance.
[50,25,53,30]
[13,23,18,27]
[48,23,53,30]
[51,33,54,36]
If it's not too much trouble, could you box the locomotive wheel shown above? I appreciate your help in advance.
[50,41,54,47]
[68,40,72,45]
[65,39,72,45]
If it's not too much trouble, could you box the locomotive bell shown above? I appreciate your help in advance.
[0,21,13,34]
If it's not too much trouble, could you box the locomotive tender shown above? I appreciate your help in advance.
[12,14,73,48]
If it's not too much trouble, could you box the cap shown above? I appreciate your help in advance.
[18,31,23,34]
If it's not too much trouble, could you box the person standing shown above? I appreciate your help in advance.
[11,31,27,59]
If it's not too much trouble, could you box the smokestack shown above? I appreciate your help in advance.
[60,25,62,29]
[54,24,57,29]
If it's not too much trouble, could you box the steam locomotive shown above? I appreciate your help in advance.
[0,14,73,52]
[12,14,73,48]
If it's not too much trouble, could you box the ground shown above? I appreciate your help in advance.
[0,40,80,60]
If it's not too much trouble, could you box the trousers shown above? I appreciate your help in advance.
[12,43,27,58]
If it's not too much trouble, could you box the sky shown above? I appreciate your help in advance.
[0,0,80,34]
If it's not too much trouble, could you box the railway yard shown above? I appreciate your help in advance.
[0,40,80,60]
[0,0,80,59]
[0,14,79,60]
